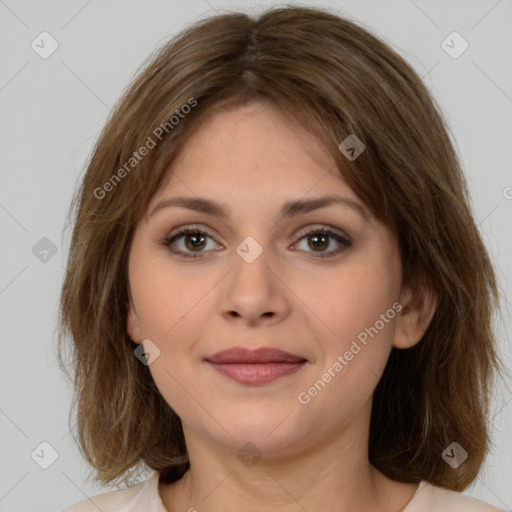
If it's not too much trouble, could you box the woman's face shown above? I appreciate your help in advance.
[127,101,409,457]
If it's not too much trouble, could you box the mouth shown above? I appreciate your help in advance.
[205,347,307,385]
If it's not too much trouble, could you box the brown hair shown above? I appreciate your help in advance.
[57,5,505,491]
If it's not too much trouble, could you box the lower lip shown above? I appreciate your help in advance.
[207,361,306,385]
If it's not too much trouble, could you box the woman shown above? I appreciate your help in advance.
[59,5,506,511]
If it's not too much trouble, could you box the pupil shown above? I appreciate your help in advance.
[186,233,205,251]
[310,234,327,251]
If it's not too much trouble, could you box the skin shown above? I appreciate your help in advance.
[127,101,436,512]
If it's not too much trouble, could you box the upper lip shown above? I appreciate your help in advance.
[206,347,306,364]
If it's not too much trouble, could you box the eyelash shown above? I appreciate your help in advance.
[162,225,352,260]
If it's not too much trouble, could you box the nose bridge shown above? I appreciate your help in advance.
[231,233,273,291]
[221,232,288,322]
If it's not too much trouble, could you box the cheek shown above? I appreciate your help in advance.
[129,252,212,340]
[144,325,219,437]
[301,246,400,394]
[307,259,399,345]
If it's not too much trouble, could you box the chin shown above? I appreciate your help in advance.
[187,404,312,456]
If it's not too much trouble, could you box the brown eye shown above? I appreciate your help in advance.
[308,233,330,251]
[163,225,352,260]
[183,232,206,251]
[164,228,219,258]
[294,228,352,258]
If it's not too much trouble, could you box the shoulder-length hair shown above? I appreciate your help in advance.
[57,5,504,491]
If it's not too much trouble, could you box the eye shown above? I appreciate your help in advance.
[162,225,352,259]
[293,226,352,258]
[163,226,220,259]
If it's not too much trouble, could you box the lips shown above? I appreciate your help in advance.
[206,347,306,364]
[205,347,307,385]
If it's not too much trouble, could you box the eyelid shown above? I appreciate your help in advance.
[166,223,213,240]
[294,224,352,243]
[165,223,350,242]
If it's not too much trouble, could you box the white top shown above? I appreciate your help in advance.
[62,471,507,512]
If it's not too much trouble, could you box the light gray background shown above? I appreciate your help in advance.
[0,1,511,511]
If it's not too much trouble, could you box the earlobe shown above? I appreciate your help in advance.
[394,283,437,349]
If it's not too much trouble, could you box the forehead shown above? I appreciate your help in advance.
[150,101,356,208]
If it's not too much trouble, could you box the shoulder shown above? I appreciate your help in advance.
[61,471,165,512]
[405,480,508,512]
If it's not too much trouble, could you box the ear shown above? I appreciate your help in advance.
[394,281,437,349]
[126,285,143,344]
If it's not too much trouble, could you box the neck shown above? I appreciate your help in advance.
[159,401,419,512]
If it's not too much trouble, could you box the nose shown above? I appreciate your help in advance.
[220,242,290,326]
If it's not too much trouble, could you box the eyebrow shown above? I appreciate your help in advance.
[149,194,369,222]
